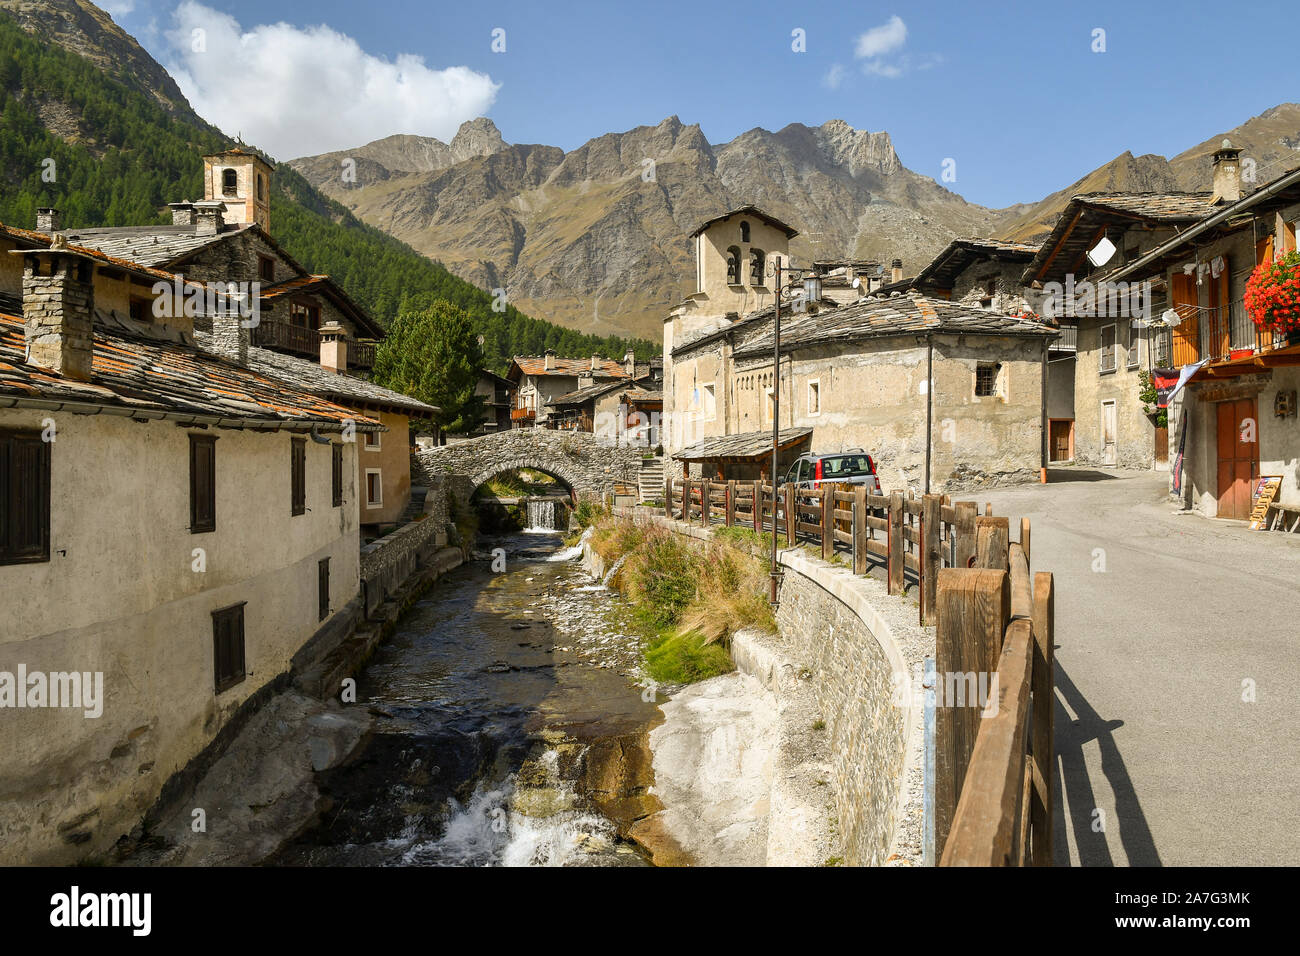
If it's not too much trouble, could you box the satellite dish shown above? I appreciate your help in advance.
[1161,308,1181,327]
[851,276,861,289]
[1087,236,1117,267]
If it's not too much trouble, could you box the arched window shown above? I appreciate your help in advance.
[726,246,741,285]
[222,168,238,195]
[740,221,750,243]
[750,249,766,285]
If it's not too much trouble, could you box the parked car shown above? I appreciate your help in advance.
[780,449,882,494]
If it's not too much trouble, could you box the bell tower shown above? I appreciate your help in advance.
[202,148,274,233]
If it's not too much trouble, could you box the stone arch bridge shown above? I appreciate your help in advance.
[412,428,647,501]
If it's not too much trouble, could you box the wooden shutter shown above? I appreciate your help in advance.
[331,443,343,507]
[291,437,306,516]
[1256,238,1275,349]
[212,603,246,693]
[189,434,216,533]
[318,557,330,621]
[0,429,51,564]
[1170,273,1199,366]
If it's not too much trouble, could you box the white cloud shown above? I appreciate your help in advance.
[854,15,907,59]
[822,63,846,90]
[100,0,136,16]
[163,2,500,160]
[863,60,903,78]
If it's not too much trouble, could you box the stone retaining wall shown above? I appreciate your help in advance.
[359,482,450,619]
[607,506,925,866]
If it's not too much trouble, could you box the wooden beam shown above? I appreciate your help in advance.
[1031,571,1055,867]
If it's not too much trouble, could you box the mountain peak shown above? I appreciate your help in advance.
[450,117,506,159]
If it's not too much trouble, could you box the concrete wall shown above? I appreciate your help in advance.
[0,409,360,864]
[359,409,411,525]
[1072,317,1156,468]
[728,333,1046,492]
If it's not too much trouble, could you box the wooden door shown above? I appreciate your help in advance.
[1101,402,1117,465]
[1049,419,1073,462]
[1153,425,1169,465]
[1216,399,1259,519]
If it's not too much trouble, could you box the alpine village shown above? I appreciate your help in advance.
[0,0,1295,886]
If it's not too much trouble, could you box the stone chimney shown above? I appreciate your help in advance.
[1211,139,1243,205]
[624,347,635,375]
[543,348,556,371]
[36,208,61,233]
[15,239,95,380]
[891,258,904,283]
[590,354,600,371]
[578,372,594,390]
[319,322,348,374]
[168,201,196,226]
[208,297,249,365]
[193,200,225,237]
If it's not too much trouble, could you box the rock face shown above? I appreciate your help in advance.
[289,115,1006,340]
[0,0,202,121]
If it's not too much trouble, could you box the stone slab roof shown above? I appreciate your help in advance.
[688,205,799,240]
[675,427,813,462]
[550,378,629,406]
[912,237,1041,291]
[0,311,379,431]
[732,294,1056,360]
[192,331,438,417]
[60,223,257,268]
[509,355,631,379]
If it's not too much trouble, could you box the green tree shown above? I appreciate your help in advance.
[373,302,486,436]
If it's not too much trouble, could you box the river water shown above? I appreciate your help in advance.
[269,530,663,867]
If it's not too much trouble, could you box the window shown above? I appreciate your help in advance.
[291,437,306,516]
[0,429,50,565]
[807,380,821,416]
[318,557,331,621]
[699,383,716,421]
[221,168,238,195]
[740,220,750,243]
[1099,324,1117,373]
[979,280,996,308]
[726,246,742,285]
[129,298,151,322]
[290,301,320,330]
[365,469,383,509]
[189,434,216,533]
[331,443,343,507]
[1126,321,1140,369]
[211,603,246,693]
[975,363,1001,397]
[258,255,275,283]
[750,249,766,286]
[257,174,265,201]
[364,428,381,450]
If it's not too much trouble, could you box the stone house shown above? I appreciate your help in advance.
[471,368,515,435]
[0,233,380,864]
[675,292,1055,491]
[506,350,632,428]
[1022,190,1218,469]
[1097,151,1300,519]
[57,149,387,372]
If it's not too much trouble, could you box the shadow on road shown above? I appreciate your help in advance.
[1045,469,1124,484]
[1053,659,1162,867]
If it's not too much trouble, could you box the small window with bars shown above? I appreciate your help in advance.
[975,363,1001,397]
[189,434,216,533]
[318,557,330,621]
[331,444,343,507]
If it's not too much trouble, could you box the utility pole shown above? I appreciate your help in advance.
[770,256,782,604]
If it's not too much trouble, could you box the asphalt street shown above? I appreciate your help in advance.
[981,469,1300,867]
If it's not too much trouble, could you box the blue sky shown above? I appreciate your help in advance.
[115,0,1297,209]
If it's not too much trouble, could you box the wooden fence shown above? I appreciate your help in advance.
[664,476,1054,866]
[666,478,997,626]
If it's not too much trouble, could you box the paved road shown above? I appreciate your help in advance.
[980,469,1300,867]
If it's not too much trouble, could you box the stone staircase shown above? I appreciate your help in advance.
[397,485,428,525]
[638,456,665,503]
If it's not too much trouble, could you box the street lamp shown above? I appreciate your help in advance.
[765,255,816,604]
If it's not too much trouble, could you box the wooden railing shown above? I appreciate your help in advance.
[511,407,535,422]
[351,339,376,370]
[936,525,1054,866]
[663,478,1054,865]
[665,479,1005,626]
[251,319,320,357]
[1171,297,1277,367]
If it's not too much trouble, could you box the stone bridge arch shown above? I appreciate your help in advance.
[412,428,646,503]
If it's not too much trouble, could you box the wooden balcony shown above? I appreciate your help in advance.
[351,339,376,370]
[511,407,535,422]
[252,319,319,358]
[1171,299,1278,368]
